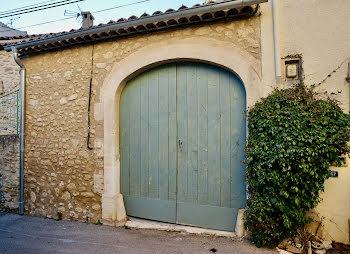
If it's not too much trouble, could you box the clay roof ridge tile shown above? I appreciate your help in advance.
[140,12,150,17]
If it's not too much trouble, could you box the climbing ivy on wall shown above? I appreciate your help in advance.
[244,84,350,248]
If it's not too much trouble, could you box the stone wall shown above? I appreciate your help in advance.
[0,50,20,95]
[0,50,20,135]
[0,50,21,211]
[0,134,19,212]
[21,17,261,222]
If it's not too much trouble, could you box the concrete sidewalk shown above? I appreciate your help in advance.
[0,212,277,254]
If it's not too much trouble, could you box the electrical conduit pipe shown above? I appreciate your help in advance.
[272,0,282,81]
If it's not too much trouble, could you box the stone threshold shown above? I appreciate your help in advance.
[125,217,237,238]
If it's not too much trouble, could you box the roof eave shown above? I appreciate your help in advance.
[4,0,268,54]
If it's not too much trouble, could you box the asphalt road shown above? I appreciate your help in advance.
[0,212,277,254]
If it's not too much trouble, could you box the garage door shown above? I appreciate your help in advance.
[120,62,246,231]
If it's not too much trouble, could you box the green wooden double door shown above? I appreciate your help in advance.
[120,62,246,232]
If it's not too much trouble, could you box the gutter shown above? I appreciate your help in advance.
[12,48,25,215]
[271,0,282,81]
[4,0,267,53]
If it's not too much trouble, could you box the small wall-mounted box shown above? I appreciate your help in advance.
[284,58,301,80]
[286,63,298,78]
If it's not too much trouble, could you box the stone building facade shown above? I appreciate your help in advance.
[2,0,350,244]
[21,16,261,222]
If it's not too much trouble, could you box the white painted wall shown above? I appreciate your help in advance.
[261,0,350,244]
[280,0,350,111]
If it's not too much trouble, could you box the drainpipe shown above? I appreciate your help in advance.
[271,0,282,82]
[12,47,25,215]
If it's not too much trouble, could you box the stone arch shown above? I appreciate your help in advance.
[101,38,262,222]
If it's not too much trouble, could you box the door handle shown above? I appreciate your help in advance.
[179,139,183,150]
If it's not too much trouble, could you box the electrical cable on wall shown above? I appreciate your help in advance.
[311,58,350,88]
[87,44,94,150]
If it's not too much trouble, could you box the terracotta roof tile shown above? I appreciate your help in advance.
[140,12,150,17]
[1,1,260,54]
[0,2,243,43]
[152,11,163,15]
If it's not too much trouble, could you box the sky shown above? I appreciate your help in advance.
[1,0,201,35]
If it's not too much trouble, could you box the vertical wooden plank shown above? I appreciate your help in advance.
[207,66,221,207]
[176,63,188,203]
[230,74,246,208]
[158,66,169,201]
[120,85,130,195]
[236,75,247,208]
[148,69,159,199]
[140,74,149,197]
[168,64,177,202]
[187,64,198,204]
[129,77,141,196]
[219,70,231,208]
[197,66,208,205]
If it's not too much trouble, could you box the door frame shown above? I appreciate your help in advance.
[100,38,263,224]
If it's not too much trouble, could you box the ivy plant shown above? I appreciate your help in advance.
[244,84,350,248]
